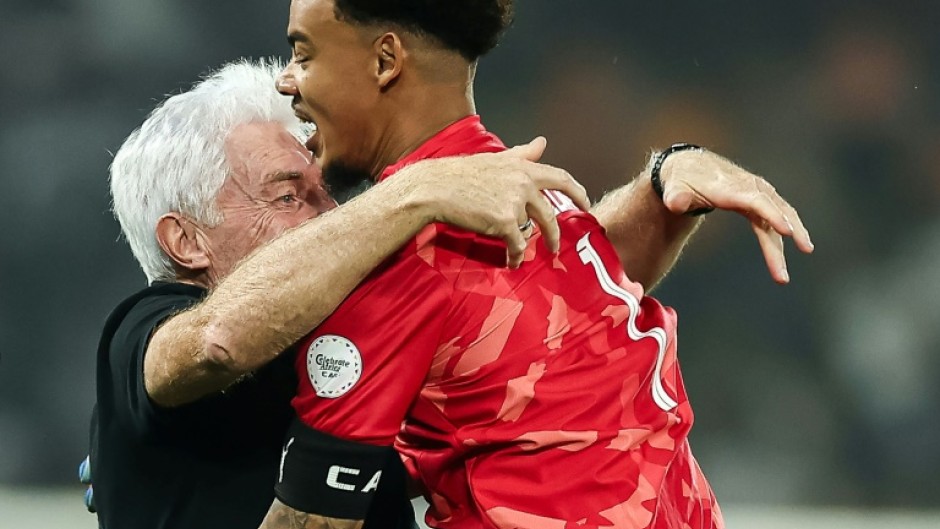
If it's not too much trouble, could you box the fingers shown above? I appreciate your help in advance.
[525,190,561,253]
[502,222,529,269]
[79,456,95,513]
[733,191,793,239]
[726,185,812,284]
[505,189,556,267]
[775,197,814,254]
[750,178,814,253]
[505,138,590,211]
[662,185,696,215]
[751,220,789,284]
[79,456,92,484]
[528,167,590,212]
[738,192,798,284]
[85,485,96,513]
[502,137,548,163]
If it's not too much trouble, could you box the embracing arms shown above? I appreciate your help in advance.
[143,140,587,408]
[142,140,815,409]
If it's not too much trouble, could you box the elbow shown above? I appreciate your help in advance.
[202,321,258,377]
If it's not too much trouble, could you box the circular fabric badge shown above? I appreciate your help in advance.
[306,335,363,398]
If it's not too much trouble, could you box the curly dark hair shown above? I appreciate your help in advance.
[334,0,514,61]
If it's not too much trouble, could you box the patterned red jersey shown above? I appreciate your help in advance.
[292,116,723,528]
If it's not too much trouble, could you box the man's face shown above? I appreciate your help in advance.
[277,0,379,177]
[199,121,335,283]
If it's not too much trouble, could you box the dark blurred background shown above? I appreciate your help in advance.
[1,0,938,510]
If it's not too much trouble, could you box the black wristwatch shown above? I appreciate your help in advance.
[650,143,714,217]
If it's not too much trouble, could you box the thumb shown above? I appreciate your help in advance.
[502,136,547,162]
[663,185,696,215]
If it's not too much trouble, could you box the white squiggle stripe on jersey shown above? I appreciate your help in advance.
[576,233,679,412]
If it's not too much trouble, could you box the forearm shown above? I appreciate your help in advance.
[591,171,701,291]
[146,175,433,407]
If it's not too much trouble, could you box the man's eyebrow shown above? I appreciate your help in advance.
[287,31,309,47]
[265,171,303,184]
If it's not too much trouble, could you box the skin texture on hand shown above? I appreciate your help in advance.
[259,499,363,529]
[658,148,814,284]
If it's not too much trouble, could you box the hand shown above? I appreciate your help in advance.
[79,455,95,513]
[398,137,590,268]
[659,149,814,284]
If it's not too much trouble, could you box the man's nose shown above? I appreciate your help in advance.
[276,69,297,96]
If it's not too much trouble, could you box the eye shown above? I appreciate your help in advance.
[277,193,298,204]
[291,45,316,69]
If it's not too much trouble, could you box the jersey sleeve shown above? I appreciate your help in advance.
[276,248,454,519]
[107,294,198,438]
[291,249,455,446]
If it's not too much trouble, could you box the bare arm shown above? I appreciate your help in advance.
[144,139,588,408]
[592,173,701,291]
[593,148,814,291]
[259,499,362,529]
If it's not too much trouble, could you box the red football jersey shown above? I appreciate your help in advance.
[292,116,723,528]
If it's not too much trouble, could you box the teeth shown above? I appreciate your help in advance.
[298,119,316,138]
[298,116,317,135]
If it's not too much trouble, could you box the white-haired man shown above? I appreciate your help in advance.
[90,58,810,529]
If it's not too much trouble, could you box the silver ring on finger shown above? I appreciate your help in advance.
[518,218,533,232]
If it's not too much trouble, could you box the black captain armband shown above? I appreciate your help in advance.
[275,418,396,520]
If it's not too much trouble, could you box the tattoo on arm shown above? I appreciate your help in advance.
[259,499,364,529]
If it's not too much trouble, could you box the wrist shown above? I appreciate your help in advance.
[649,143,714,216]
[387,163,441,225]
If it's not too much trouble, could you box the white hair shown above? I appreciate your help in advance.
[110,58,309,283]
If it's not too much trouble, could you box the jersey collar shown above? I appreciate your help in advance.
[379,115,505,182]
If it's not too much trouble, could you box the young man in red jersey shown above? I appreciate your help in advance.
[261,1,813,528]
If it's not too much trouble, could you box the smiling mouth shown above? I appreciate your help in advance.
[292,100,315,125]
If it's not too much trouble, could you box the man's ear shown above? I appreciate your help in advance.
[374,32,405,89]
[155,213,210,273]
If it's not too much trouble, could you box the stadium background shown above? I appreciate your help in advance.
[1,0,938,526]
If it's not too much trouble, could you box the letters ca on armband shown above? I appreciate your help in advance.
[326,465,382,493]
[276,420,391,518]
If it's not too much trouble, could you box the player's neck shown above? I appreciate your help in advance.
[368,83,476,178]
